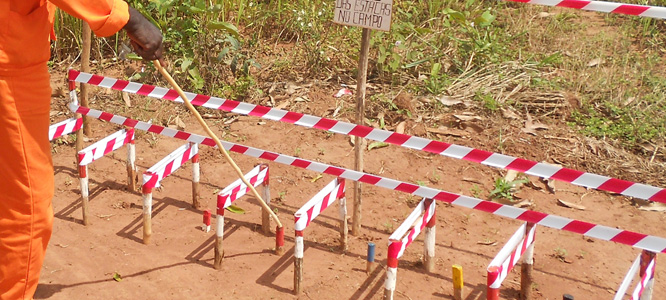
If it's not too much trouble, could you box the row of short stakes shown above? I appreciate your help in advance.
[50,118,656,299]
[50,117,657,299]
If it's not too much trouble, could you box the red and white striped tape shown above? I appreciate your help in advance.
[487,223,537,289]
[143,142,198,189]
[387,198,437,261]
[77,128,134,166]
[49,117,82,141]
[216,164,268,211]
[68,70,666,205]
[505,0,666,20]
[632,255,656,300]
[67,102,666,254]
[294,178,345,231]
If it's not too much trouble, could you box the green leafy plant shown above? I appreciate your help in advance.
[470,184,482,198]
[489,177,528,202]
[553,247,568,262]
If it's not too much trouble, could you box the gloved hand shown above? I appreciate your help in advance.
[123,7,166,66]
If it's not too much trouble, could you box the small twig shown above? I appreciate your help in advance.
[395,290,413,300]
[649,146,659,164]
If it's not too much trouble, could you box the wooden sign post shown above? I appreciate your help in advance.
[334,0,393,236]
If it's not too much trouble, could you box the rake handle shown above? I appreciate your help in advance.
[153,60,283,229]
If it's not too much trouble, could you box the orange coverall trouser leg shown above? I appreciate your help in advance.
[0,64,54,300]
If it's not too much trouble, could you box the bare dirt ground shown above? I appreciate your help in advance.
[37,66,666,300]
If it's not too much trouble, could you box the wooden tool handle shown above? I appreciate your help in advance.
[153,60,282,228]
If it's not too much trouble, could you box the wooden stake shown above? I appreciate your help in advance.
[126,140,136,191]
[142,187,152,244]
[275,225,285,255]
[260,164,271,235]
[424,208,436,272]
[338,194,348,251]
[214,210,224,269]
[294,231,304,295]
[153,61,282,231]
[78,165,90,226]
[521,223,535,300]
[75,114,84,156]
[352,28,372,236]
[75,116,87,225]
[366,242,375,274]
[452,264,463,300]
[383,266,397,300]
[487,266,500,300]
[191,153,201,209]
[81,23,92,136]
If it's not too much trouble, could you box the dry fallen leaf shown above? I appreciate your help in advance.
[453,114,483,122]
[276,100,290,110]
[522,113,549,135]
[638,205,666,212]
[122,92,131,107]
[477,240,497,246]
[501,108,520,120]
[425,126,468,138]
[173,116,186,130]
[587,58,603,67]
[504,170,519,182]
[395,121,406,134]
[436,95,462,106]
[285,82,298,94]
[513,200,532,208]
[557,199,586,210]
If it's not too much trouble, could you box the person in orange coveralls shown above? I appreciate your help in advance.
[0,1,164,299]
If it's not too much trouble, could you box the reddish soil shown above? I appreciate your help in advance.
[37,69,666,300]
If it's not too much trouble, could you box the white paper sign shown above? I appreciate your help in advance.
[333,0,393,31]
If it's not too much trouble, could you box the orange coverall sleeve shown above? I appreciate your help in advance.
[49,0,130,37]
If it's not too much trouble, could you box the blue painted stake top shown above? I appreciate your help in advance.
[367,242,376,262]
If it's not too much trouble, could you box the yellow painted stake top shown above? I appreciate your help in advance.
[453,264,464,289]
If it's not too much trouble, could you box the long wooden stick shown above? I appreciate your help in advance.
[81,23,92,136]
[352,28,372,236]
[152,60,282,229]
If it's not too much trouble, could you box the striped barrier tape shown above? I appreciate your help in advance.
[67,102,666,254]
[632,255,656,300]
[49,117,82,141]
[143,142,198,189]
[387,198,436,262]
[504,0,666,20]
[67,70,666,205]
[487,223,537,289]
[78,128,134,166]
[294,178,346,231]
[217,164,268,210]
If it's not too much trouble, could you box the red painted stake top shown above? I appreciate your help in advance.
[203,210,211,226]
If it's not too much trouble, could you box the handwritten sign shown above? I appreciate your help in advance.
[333,0,393,31]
